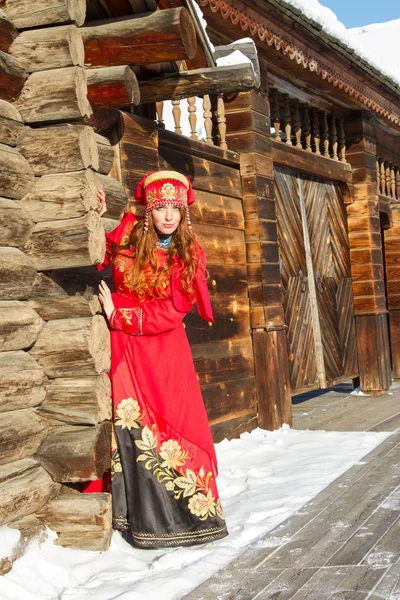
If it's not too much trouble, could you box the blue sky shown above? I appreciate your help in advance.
[320,0,400,28]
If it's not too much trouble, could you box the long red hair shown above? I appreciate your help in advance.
[119,208,200,300]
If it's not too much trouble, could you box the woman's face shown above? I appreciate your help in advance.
[152,205,182,235]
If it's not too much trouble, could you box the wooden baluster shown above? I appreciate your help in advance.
[283,95,292,145]
[293,100,302,149]
[337,118,346,163]
[385,162,391,197]
[320,112,330,158]
[376,159,381,194]
[216,94,227,150]
[187,97,198,140]
[330,115,338,160]
[391,164,396,199]
[172,99,182,135]
[380,160,386,195]
[303,106,311,152]
[312,108,321,155]
[202,94,213,145]
[396,168,400,200]
[155,101,165,128]
[271,90,281,141]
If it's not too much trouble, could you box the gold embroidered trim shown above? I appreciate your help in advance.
[132,526,228,546]
[144,171,189,190]
[110,309,117,329]
[138,307,143,335]
[113,516,129,531]
[132,525,227,540]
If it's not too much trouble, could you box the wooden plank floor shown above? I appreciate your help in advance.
[186,382,400,599]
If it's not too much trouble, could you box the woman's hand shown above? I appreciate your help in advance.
[97,184,107,216]
[98,280,115,320]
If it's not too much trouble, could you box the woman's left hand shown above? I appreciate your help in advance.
[98,280,115,320]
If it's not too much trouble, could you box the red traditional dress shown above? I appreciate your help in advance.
[96,211,228,548]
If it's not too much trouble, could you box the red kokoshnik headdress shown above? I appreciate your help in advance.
[135,170,195,233]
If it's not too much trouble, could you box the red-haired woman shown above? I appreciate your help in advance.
[96,171,228,548]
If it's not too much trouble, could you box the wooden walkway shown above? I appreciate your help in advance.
[186,383,400,599]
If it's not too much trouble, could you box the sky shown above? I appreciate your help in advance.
[320,0,400,28]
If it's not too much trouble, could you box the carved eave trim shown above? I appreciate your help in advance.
[198,0,400,127]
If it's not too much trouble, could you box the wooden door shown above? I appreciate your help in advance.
[275,167,358,394]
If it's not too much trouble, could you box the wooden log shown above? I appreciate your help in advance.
[0,197,33,246]
[0,143,34,199]
[202,376,257,423]
[0,351,47,413]
[55,528,112,551]
[13,67,92,124]
[9,25,84,73]
[36,492,111,532]
[20,170,100,222]
[0,459,60,523]
[86,65,140,109]
[213,41,260,88]
[17,125,99,176]
[139,63,258,103]
[31,273,68,298]
[0,9,17,52]
[23,212,105,270]
[0,50,27,101]
[81,8,196,67]
[37,374,111,425]
[95,133,113,175]
[27,295,101,321]
[0,408,46,466]
[0,248,37,300]
[35,422,111,482]
[0,98,23,146]
[96,173,128,220]
[0,0,86,29]
[30,315,111,378]
[0,300,43,352]
[192,338,254,386]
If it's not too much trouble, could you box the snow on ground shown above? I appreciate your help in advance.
[281,0,400,85]
[0,426,390,600]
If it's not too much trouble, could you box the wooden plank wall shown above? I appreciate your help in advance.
[119,118,257,442]
[344,112,391,393]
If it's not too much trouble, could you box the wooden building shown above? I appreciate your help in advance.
[0,0,399,565]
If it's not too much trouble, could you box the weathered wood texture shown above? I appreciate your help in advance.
[86,65,140,109]
[0,9,17,52]
[17,125,106,175]
[223,90,292,428]
[0,458,60,524]
[0,50,27,101]
[35,422,111,482]
[355,314,391,393]
[0,351,47,413]
[0,197,33,246]
[384,206,400,378]
[81,8,196,67]
[27,295,101,321]
[0,99,23,146]
[344,113,390,393]
[37,492,111,532]
[20,170,100,222]
[14,67,92,124]
[0,0,86,29]
[0,301,43,351]
[139,64,258,103]
[9,25,84,72]
[389,310,400,379]
[38,375,111,425]
[23,212,105,270]
[0,409,46,466]
[30,315,111,378]
[0,248,37,300]
[0,142,34,199]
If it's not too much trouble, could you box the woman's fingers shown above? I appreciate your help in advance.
[97,184,107,216]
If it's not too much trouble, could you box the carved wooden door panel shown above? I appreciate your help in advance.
[274,166,358,394]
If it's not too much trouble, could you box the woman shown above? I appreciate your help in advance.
[96,170,228,548]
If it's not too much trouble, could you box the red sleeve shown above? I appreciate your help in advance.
[193,244,214,323]
[109,298,186,336]
[95,212,138,271]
